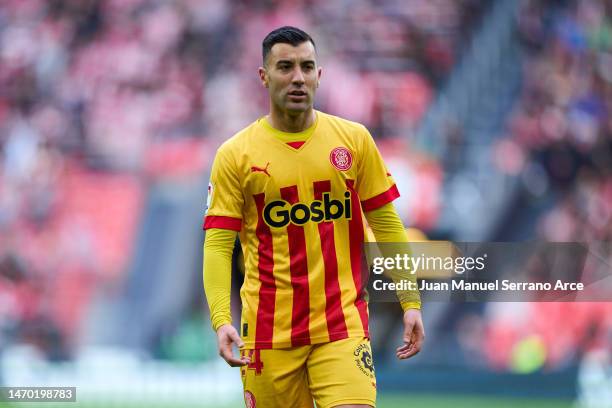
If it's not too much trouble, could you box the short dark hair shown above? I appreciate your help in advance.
[262,26,316,65]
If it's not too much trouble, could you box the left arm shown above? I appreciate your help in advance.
[365,203,425,359]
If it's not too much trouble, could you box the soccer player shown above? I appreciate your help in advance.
[203,26,424,408]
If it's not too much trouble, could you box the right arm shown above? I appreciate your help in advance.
[202,144,248,367]
[203,228,250,367]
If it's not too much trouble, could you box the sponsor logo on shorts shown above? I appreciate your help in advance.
[244,390,256,408]
[354,342,375,379]
[330,147,353,171]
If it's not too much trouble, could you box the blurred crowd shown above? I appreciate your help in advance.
[0,0,610,382]
[483,0,612,373]
[497,0,612,241]
[0,0,484,359]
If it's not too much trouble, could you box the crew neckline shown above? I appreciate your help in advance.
[259,111,319,142]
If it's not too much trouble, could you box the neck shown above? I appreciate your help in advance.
[268,107,316,133]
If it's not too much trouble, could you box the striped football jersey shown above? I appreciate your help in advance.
[204,111,399,349]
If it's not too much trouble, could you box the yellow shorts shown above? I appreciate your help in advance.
[240,337,376,408]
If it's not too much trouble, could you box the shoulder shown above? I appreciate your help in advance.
[317,111,368,135]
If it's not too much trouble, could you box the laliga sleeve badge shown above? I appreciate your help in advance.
[329,147,353,171]
[205,182,213,215]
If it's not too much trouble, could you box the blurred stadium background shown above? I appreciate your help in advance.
[0,0,611,406]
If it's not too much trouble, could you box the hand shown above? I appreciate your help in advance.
[216,324,250,367]
[396,309,425,360]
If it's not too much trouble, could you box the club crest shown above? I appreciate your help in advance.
[329,147,353,171]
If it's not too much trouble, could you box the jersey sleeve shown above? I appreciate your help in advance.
[203,227,237,330]
[364,202,421,311]
[356,126,400,212]
[203,145,244,231]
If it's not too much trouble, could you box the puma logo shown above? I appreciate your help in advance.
[251,162,271,177]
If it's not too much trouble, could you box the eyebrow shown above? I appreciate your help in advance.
[275,59,316,66]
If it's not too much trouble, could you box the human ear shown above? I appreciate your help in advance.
[258,67,269,88]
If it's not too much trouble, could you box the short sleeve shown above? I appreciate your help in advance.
[203,146,244,231]
[356,126,400,212]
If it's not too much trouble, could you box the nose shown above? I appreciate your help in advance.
[291,67,305,85]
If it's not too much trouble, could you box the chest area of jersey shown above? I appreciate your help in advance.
[241,144,357,228]
[243,142,356,190]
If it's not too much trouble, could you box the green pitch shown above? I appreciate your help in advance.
[0,393,574,408]
[379,394,573,408]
